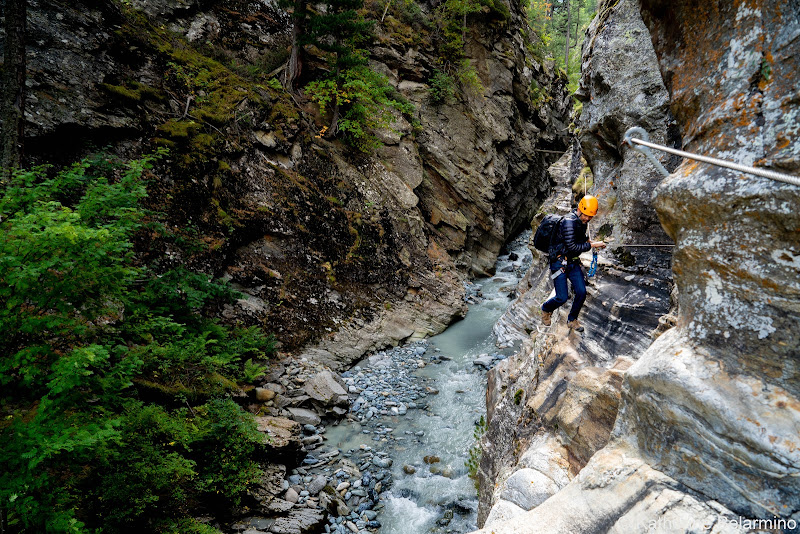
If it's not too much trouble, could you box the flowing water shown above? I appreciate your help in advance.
[320,232,532,533]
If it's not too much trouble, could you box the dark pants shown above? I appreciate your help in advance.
[542,263,586,322]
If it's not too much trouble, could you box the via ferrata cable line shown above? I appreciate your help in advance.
[621,127,800,187]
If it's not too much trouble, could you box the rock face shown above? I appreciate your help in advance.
[9,0,571,371]
[629,0,800,520]
[473,0,800,532]
[479,140,672,526]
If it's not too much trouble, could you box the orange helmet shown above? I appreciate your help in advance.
[578,195,598,217]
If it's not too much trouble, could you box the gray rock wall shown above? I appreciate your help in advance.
[631,0,800,520]
[478,0,676,524]
[7,0,571,368]
[473,0,800,531]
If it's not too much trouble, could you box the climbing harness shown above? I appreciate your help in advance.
[587,249,598,278]
[622,127,800,187]
[551,257,566,280]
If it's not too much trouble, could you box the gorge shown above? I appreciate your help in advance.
[1,0,798,533]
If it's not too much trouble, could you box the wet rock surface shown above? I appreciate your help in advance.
[236,237,529,534]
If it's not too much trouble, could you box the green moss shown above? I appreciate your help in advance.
[153,137,177,148]
[572,166,594,196]
[615,248,636,268]
[100,83,142,102]
[158,119,201,140]
[101,80,164,103]
[269,100,300,125]
[479,0,510,21]
[211,198,239,231]
[190,133,219,155]
[112,2,296,172]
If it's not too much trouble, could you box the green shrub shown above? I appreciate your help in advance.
[429,69,455,105]
[307,63,414,152]
[0,154,275,533]
[191,399,263,503]
[465,415,488,492]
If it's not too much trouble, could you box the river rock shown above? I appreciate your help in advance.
[307,475,327,496]
[268,508,326,534]
[338,459,361,479]
[304,370,349,407]
[284,488,299,504]
[372,457,392,469]
[286,407,322,427]
[473,355,494,369]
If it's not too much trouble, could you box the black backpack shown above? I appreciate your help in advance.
[533,214,563,253]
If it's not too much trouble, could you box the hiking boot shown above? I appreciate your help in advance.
[567,319,584,332]
[541,311,552,326]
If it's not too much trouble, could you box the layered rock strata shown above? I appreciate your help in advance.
[11,0,571,370]
[473,0,800,531]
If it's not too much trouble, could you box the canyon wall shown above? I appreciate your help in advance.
[474,0,799,532]
[7,0,570,369]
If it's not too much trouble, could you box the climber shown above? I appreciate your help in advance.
[541,195,606,332]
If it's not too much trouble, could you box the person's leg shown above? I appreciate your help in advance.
[566,265,587,322]
[542,269,569,312]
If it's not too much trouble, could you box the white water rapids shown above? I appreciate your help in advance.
[322,231,532,533]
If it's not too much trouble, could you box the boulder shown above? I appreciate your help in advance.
[471,444,747,534]
[285,407,321,426]
[256,416,304,465]
[482,499,527,529]
[498,468,561,511]
[268,508,326,534]
[306,475,327,496]
[303,370,349,408]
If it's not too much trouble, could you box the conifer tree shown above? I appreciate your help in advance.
[1,0,27,176]
[282,0,308,92]
[305,0,374,136]
[282,0,411,151]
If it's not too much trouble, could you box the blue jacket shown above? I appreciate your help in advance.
[549,210,590,265]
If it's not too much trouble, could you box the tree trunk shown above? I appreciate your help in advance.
[1,0,27,176]
[563,0,571,70]
[284,0,305,93]
[574,0,581,56]
[462,11,466,51]
[325,65,342,138]
[326,101,340,138]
